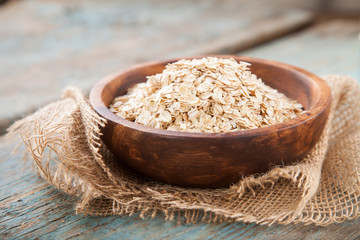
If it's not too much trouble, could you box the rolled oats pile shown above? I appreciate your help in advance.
[109,57,303,133]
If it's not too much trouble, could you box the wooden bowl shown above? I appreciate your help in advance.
[90,55,331,188]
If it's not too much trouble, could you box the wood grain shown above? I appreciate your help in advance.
[0,3,359,239]
[0,0,313,133]
[240,20,359,81]
[90,55,331,188]
[1,138,359,239]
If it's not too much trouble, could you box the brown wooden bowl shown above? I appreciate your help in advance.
[90,55,331,188]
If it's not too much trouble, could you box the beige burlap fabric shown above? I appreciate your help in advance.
[7,75,360,226]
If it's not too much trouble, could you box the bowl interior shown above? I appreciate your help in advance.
[99,57,319,115]
[91,56,332,140]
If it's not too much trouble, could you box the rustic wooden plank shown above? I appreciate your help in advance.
[317,0,360,14]
[240,20,359,81]
[1,137,359,239]
[0,0,313,133]
[1,5,359,239]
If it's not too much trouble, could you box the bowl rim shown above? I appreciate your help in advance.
[90,55,332,138]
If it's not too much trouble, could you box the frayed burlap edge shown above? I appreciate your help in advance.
[6,75,360,226]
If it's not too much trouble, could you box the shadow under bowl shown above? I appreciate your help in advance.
[90,55,331,188]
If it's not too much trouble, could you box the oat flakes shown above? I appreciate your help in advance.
[109,57,304,133]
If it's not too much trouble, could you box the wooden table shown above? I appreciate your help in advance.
[0,0,359,239]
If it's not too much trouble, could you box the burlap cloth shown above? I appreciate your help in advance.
[7,75,360,226]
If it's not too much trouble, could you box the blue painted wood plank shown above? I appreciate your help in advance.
[240,20,359,81]
[1,18,360,240]
[1,137,360,239]
[0,0,312,132]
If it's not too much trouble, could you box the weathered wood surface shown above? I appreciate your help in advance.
[1,1,360,239]
[1,137,359,239]
[0,0,313,133]
[240,20,359,81]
